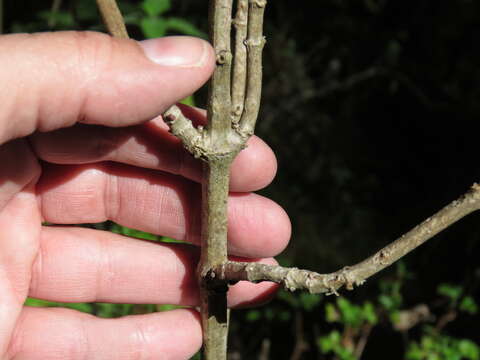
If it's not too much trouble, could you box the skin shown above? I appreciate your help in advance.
[0,32,291,359]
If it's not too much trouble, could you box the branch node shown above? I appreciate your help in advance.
[163,105,207,160]
[284,267,300,292]
[245,37,266,49]
[250,0,267,8]
[216,50,232,65]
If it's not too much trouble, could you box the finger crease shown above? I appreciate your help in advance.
[104,166,121,222]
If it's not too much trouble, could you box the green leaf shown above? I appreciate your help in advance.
[389,310,400,324]
[460,296,478,315]
[278,289,300,308]
[437,283,462,302]
[459,339,480,360]
[157,304,183,312]
[362,301,378,324]
[406,344,424,360]
[299,292,321,312]
[37,10,75,28]
[25,298,94,314]
[264,308,276,321]
[164,17,207,38]
[325,302,339,322]
[75,0,102,22]
[25,298,54,307]
[337,347,356,360]
[190,352,202,360]
[109,223,160,241]
[141,0,171,17]
[378,294,395,311]
[278,310,292,322]
[337,297,361,327]
[180,95,195,107]
[246,310,261,322]
[141,17,168,38]
[317,330,341,353]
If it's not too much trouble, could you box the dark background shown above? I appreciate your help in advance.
[3,0,480,358]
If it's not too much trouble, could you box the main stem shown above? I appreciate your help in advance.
[199,159,232,358]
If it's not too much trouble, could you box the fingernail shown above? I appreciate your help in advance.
[139,36,208,67]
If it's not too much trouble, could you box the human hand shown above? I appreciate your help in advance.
[0,32,290,359]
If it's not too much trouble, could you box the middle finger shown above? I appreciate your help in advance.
[30,226,278,307]
[30,112,277,192]
[37,162,291,258]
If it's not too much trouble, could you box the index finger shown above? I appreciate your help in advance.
[0,32,215,145]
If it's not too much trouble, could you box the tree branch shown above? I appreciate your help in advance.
[238,0,266,137]
[207,0,233,139]
[231,0,248,124]
[163,105,206,159]
[215,184,480,294]
[96,2,267,359]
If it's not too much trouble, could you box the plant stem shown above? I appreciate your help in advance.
[0,0,3,34]
[216,184,480,294]
[207,0,233,140]
[95,0,128,38]
[48,0,62,28]
[198,159,232,359]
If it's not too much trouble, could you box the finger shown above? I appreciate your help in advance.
[0,138,40,210]
[29,226,278,306]
[30,114,277,192]
[38,163,291,258]
[0,32,215,145]
[8,307,201,360]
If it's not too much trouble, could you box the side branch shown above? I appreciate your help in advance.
[163,106,205,159]
[231,0,249,124]
[238,0,266,137]
[216,184,480,294]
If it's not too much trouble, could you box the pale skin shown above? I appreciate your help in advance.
[0,32,291,359]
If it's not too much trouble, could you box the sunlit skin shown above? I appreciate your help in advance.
[0,32,291,359]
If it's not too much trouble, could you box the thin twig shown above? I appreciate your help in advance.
[216,184,480,294]
[163,106,205,158]
[96,0,128,38]
[354,323,373,359]
[48,0,63,28]
[258,338,271,360]
[0,0,3,34]
[316,67,383,98]
[231,0,248,124]
[238,0,266,137]
[207,0,233,139]
[290,311,309,360]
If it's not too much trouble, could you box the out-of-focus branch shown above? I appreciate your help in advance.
[96,0,128,38]
[48,0,62,28]
[316,67,383,98]
[216,184,480,294]
[354,323,373,359]
[0,0,3,34]
[290,311,309,360]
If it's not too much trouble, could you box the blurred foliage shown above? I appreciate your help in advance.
[5,0,480,358]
